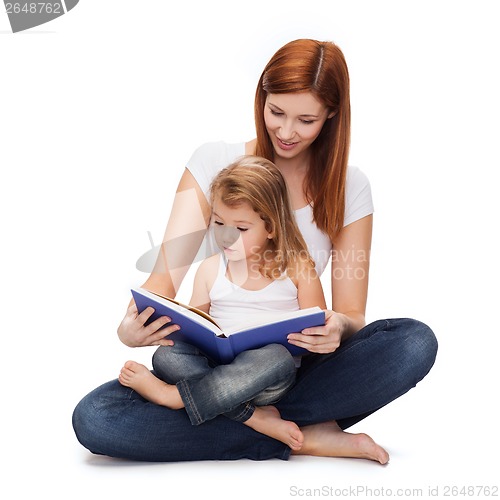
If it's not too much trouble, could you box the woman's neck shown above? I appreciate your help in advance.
[273,150,310,176]
[274,154,311,210]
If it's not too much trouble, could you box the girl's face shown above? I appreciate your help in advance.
[263,92,334,162]
[211,196,272,263]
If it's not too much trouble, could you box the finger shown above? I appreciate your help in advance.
[300,326,329,336]
[288,338,336,354]
[148,323,180,344]
[144,315,173,335]
[136,306,156,325]
[153,338,175,347]
[127,302,138,314]
[287,332,323,345]
[288,334,338,353]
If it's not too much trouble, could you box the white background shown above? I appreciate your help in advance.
[1,1,499,498]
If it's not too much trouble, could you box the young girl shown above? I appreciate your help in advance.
[118,156,327,450]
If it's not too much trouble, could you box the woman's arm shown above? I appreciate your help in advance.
[141,168,212,298]
[330,213,372,338]
[287,214,372,353]
[118,168,212,347]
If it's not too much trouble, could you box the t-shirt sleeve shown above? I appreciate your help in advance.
[344,166,374,226]
[186,141,245,201]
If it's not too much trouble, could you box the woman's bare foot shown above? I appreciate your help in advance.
[292,420,389,464]
[244,406,304,450]
[118,360,184,409]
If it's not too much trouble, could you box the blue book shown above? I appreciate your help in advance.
[131,288,325,364]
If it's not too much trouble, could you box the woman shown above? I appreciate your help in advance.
[72,39,437,463]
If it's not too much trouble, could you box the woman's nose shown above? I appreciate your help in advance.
[279,120,295,141]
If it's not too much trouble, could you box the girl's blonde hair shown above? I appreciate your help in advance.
[254,38,351,241]
[209,156,314,279]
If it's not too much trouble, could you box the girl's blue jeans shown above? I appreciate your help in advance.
[72,318,438,461]
[151,342,297,425]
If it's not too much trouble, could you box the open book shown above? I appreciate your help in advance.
[131,288,325,364]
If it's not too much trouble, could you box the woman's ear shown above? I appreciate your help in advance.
[327,110,337,119]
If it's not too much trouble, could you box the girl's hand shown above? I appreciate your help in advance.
[287,310,344,354]
[117,302,179,348]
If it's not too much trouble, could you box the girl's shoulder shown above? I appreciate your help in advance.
[198,253,221,273]
[285,253,317,287]
[196,254,221,288]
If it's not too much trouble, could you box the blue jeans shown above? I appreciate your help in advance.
[151,342,297,425]
[72,318,438,461]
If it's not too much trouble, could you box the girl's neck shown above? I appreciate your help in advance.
[225,254,274,290]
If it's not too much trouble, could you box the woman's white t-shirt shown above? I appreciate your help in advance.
[186,141,374,277]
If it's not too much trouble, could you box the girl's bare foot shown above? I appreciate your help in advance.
[118,360,184,409]
[292,420,389,464]
[244,406,304,450]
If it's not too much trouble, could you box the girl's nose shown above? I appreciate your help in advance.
[222,226,240,246]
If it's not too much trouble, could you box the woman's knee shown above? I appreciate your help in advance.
[72,380,119,455]
[390,318,438,380]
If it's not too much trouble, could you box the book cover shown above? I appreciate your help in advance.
[131,288,325,364]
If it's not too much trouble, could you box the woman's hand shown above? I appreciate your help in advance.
[287,310,345,354]
[117,302,179,348]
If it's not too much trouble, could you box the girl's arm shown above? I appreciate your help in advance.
[296,260,327,310]
[288,214,372,353]
[189,255,219,314]
[118,169,211,347]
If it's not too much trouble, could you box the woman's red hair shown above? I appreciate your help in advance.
[254,39,351,241]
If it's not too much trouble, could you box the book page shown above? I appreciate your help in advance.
[225,307,322,336]
[147,290,222,329]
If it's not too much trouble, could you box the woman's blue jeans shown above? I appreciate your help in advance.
[72,318,438,461]
[151,342,297,425]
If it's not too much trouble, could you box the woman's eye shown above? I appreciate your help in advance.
[270,109,284,116]
[300,119,314,125]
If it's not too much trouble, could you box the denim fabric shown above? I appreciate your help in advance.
[152,342,297,425]
[72,317,438,462]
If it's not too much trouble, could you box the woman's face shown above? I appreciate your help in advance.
[263,92,334,162]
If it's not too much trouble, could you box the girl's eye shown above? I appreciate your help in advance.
[214,221,223,226]
[237,227,248,232]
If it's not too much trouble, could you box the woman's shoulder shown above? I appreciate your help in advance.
[187,141,246,166]
[346,165,370,191]
[186,141,248,194]
[186,141,245,196]
[344,165,374,226]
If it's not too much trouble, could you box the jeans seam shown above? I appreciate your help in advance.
[176,380,204,425]
[229,402,255,422]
